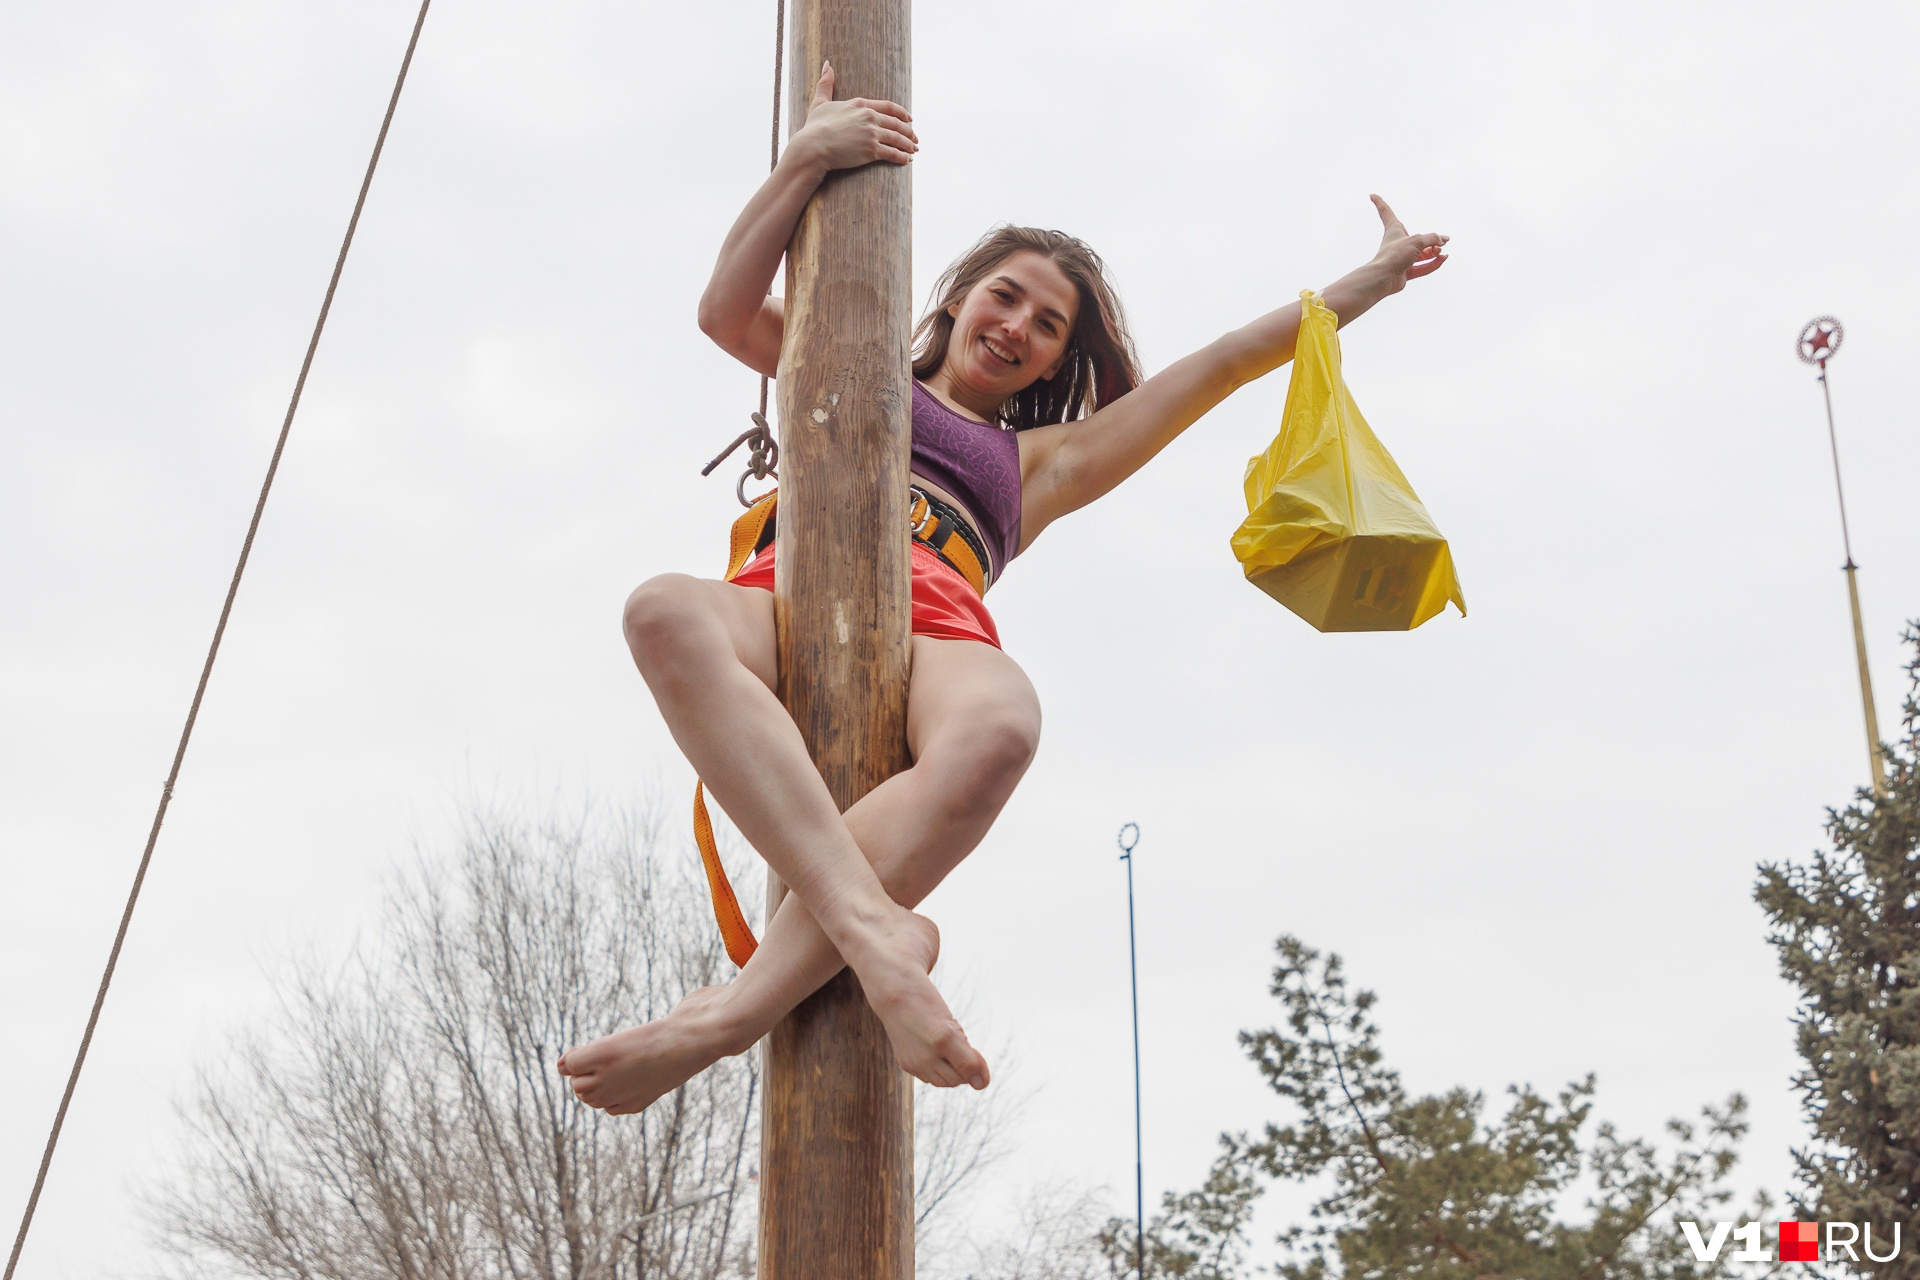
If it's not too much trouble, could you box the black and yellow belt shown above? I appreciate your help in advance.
[722,486,992,598]
[907,486,992,596]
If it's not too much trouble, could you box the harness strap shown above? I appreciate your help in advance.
[694,781,759,967]
[726,489,779,582]
[690,494,778,969]
[909,489,990,595]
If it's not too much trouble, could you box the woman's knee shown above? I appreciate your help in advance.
[951,699,1042,792]
[621,574,711,668]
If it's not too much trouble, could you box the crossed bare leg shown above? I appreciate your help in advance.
[559,575,1040,1115]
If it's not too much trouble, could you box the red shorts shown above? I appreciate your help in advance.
[728,540,1001,649]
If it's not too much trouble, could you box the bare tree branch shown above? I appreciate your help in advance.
[145,797,1017,1280]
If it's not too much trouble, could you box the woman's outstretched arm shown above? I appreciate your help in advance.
[1017,197,1447,545]
[697,62,918,377]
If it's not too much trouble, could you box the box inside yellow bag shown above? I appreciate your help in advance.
[1231,290,1466,632]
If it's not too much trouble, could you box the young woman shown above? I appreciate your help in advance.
[559,63,1446,1114]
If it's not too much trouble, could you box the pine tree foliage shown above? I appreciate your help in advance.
[1755,624,1920,1273]
[1106,939,1757,1279]
[1099,1152,1262,1280]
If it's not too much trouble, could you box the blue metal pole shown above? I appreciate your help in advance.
[1118,822,1143,1279]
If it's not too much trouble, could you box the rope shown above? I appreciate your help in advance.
[759,0,786,424]
[705,0,789,506]
[3,4,433,1274]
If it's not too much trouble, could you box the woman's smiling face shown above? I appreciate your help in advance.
[942,250,1080,402]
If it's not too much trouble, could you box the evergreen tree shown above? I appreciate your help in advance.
[1103,938,1758,1278]
[1755,624,1920,1274]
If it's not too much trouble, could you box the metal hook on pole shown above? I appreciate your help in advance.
[1116,821,1144,1280]
[1796,316,1886,798]
[701,411,780,507]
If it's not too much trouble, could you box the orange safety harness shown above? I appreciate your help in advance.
[691,488,988,967]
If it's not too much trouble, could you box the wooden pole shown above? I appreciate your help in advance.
[758,0,914,1275]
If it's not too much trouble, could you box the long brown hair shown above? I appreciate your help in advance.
[911,226,1142,431]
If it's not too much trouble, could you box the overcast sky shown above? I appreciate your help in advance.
[5,1,1919,1274]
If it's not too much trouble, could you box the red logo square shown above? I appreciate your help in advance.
[1779,1221,1820,1262]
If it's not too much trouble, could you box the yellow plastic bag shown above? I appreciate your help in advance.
[1231,291,1465,632]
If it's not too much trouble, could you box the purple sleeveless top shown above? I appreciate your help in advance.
[910,381,1023,579]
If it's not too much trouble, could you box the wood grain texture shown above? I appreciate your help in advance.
[759,0,915,1276]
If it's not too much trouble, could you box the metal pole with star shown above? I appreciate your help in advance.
[1796,316,1887,798]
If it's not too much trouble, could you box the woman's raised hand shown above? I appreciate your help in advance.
[791,61,918,172]
[1367,195,1448,293]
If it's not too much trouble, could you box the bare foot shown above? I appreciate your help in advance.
[849,910,991,1091]
[558,986,745,1115]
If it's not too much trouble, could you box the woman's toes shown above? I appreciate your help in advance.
[944,1038,989,1090]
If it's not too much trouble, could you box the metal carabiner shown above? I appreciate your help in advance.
[907,487,936,536]
[702,412,780,508]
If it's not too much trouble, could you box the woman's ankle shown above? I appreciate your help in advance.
[685,985,765,1059]
[809,883,903,955]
